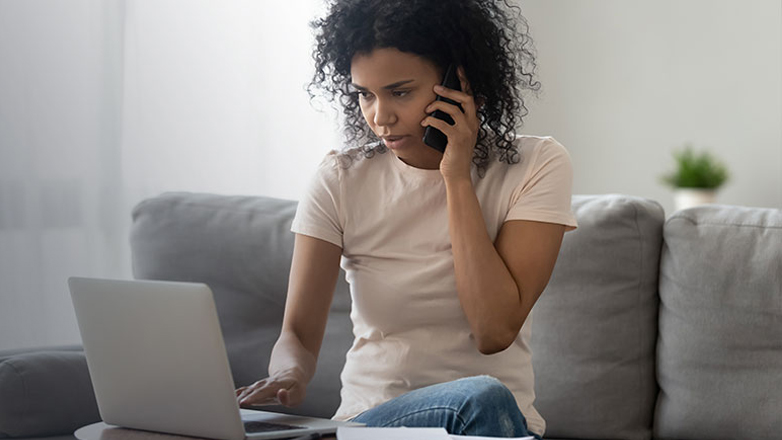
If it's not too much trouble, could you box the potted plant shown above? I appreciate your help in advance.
[660,144,729,211]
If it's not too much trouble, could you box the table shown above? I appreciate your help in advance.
[75,422,337,440]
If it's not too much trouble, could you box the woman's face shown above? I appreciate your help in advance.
[350,47,444,167]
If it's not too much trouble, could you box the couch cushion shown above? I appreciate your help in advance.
[0,351,99,438]
[655,205,782,440]
[531,195,664,440]
[130,192,353,418]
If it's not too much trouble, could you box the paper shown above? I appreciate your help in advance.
[450,436,534,440]
[336,427,534,440]
[337,427,450,439]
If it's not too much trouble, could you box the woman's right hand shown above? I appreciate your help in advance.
[235,371,307,408]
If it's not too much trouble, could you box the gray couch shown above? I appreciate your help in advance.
[1,192,780,440]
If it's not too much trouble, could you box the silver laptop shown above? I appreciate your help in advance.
[68,277,361,440]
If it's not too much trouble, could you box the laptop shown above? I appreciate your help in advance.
[68,277,362,440]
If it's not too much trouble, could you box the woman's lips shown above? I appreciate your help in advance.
[382,135,408,149]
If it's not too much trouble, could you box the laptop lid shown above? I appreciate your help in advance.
[70,277,248,440]
[69,277,360,440]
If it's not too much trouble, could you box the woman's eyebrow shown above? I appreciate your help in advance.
[350,79,416,90]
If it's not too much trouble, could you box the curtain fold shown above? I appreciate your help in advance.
[0,0,126,350]
[0,0,338,351]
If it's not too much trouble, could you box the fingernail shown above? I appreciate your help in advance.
[434,85,443,92]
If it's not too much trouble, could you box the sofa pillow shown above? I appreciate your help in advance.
[531,195,664,440]
[655,205,782,440]
[0,351,100,438]
[130,193,353,418]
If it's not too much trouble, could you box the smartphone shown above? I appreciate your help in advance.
[423,64,463,153]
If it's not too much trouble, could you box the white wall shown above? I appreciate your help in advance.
[519,0,782,214]
[122,0,340,204]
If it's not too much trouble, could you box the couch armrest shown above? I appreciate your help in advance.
[0,346,83,360]
[0,350,100,438]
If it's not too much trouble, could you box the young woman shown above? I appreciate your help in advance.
[236,0,577,438]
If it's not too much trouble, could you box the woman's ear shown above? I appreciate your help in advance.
[457,66,485,110]
[476,95,486,110]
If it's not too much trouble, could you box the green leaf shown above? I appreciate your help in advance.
[660,144,729,189]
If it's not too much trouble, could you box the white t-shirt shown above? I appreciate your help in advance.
[290,135,578,436]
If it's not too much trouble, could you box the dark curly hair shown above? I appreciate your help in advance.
[308,0,541,175]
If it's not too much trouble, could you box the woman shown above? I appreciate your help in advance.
[236,0,577,438]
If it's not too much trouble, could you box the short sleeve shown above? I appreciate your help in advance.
[290,151,344,247]
[506,138,578,231]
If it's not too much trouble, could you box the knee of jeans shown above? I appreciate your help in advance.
[459,376,516,408]
[457,376,524,437]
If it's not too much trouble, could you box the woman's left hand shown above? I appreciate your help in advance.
[421,66,480,182]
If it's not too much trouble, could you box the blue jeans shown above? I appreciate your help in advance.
[350,376,543,439]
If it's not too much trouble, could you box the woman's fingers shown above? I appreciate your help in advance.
[236,377,303,408]
[425,101,469,126]
[239,388,280,407]
[423,101,479,137]
[237,379,277,405]
[433,84,477,116]
[277,388,291,406]
[421,114,453,135]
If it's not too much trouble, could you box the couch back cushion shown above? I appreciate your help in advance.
[130,192,353,418]
[531,195,664,440]
[655,205,782,440]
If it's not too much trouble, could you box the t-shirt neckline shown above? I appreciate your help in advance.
[387,150,479,182]
[388,151,445,181]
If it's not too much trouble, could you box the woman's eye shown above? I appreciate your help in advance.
[392,90,409,97]
[356,91,373,100]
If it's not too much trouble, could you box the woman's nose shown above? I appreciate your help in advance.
[373,99,397,127]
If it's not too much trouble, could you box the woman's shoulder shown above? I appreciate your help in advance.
[514,134,568,157]
[481,135,568,172]
[512,135,571,172]
[477,135,571,189]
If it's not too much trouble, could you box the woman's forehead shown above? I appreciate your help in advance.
[350,48,440,86]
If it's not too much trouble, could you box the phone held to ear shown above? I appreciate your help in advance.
[423,64,464,153]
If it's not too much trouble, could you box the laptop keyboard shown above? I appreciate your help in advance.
[243,421,307,433]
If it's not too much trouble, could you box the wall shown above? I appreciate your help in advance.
[519,0,782,214]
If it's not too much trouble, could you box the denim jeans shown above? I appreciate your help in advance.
[350,375,543,439]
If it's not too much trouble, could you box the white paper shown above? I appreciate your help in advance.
[336,427,534,440]
[449,436,534,440]
[337,427,451,439]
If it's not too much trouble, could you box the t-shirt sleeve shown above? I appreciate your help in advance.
[290,151,344,248]
[506,138,578,232]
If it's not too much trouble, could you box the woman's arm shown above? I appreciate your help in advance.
[237,233,342,406]
[422,68,567,355]
[445,179,565,355]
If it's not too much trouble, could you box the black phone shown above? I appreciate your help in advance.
[423,64,463,153]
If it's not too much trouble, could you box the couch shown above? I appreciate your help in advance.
[1,192,780,440]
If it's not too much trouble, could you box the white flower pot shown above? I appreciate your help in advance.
[673,188,716,211]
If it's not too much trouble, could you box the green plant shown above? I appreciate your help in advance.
[660,144,729,189]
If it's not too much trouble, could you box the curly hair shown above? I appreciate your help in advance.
[308,0,541,175]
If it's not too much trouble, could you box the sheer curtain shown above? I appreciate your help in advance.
[0,0,339,351]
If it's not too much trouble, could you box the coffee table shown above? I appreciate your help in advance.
[75,421,337,440]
